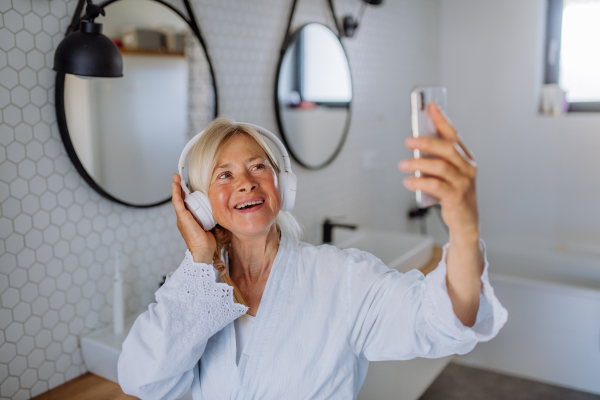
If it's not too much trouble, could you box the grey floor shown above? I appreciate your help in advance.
[419,363,600,400]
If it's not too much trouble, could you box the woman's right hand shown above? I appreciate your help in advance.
[172,174,216,264]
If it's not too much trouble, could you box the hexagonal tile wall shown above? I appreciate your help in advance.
[0,0,192,397]
[0,0,414,398]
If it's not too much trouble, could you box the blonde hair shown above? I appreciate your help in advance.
[187,116,303,260]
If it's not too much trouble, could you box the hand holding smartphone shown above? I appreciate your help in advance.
[409,86,447,208]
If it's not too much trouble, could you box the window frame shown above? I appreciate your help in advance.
[544,0,600,112]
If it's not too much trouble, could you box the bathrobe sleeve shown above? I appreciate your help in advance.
[117,250,248,400]
[347,239,508,361]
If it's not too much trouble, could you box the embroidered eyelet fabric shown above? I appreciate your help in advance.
[160,250,248,349]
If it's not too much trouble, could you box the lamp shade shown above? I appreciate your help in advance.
[53,20,123,78]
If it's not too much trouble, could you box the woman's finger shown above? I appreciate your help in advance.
[403,176,454,199]
[172,174,188,216]
[429,104,476,162]
[405,136,476,177]
[399,158,470,190]
[429,103,458,141]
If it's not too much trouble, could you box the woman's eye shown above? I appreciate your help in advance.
[253,164,265,171]
[218,172,231,179]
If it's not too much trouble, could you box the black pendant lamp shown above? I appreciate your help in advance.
[53,0,123,78]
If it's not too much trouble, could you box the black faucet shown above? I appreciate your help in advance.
[322,218,357,244]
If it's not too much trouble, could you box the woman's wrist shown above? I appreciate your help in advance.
[190,248,213,264]
[448,226,480,248]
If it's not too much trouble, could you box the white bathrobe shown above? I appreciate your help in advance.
[118,233,508,400]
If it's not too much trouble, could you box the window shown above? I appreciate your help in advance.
[545,0,600,111]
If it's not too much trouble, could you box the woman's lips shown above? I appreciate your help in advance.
[234,201,265,213]
[233,196,265,208]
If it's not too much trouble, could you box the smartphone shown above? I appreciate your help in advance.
[410,86,447,208]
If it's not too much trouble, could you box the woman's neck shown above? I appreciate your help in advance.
[229,224,280,285]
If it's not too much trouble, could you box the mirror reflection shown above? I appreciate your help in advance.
[276,23,352,169]
[64,0,215,206]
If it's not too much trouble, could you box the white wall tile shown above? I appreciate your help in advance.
[30,380,47,397]
[0,375,19,398]
[36,361,53,381]
[1,287,20,308]
[5,322,24,343]
[14,125,33,145]
[11,0,30,14]
[19,368,37,389]
[19,282,37,303]
[7,49,26,71]
[6,232,24,254]
[22,103,40,124]
[0,343,16,364]
[9,267,27,289]
[23,14,41,35]
[30,297,47,317]
[13,214,32,234]
[17,248,35,269]
[15,32,34,53]
[4,11,24,33]
[10,85,29,107]
[3,104,22,125]
[16,336,34,357]
[41,309,58,329]
[26,348,43,369]
[23,316,41,337]
[18,159,36,180]
[0,273,7,293]
[8,355,27,376]
[0,86,9,107]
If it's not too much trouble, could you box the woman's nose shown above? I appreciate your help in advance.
[237,173,257,192]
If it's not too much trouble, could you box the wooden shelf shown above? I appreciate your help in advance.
[119,48,184,57]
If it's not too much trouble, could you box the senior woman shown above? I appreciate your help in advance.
[118,108,507,399]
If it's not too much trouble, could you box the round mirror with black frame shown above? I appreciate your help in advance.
[56,0,218,207]
[275,21,353,170]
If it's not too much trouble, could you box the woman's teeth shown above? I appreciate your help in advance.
[235,200,264,209]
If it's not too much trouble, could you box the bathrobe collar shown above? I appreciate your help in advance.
[227,232,299,397]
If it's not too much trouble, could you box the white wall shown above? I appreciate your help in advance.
[439,0,600,393]
[439,0,600,255]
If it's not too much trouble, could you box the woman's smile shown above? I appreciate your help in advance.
[234,196,266,212]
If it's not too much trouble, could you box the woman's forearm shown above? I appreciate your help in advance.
[445,229,484,327]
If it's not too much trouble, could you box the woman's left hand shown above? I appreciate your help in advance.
[399,103,479,241]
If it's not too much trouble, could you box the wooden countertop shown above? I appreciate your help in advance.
[419,246,444,276]
[31,373,136,400]
[33,247,444,400]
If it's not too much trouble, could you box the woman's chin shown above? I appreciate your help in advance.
[225,216,276,238]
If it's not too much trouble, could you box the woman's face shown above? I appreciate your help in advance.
[208,134,281,238]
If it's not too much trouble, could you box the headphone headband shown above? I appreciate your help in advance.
[178,123,292,195]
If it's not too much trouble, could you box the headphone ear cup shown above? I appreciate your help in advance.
[280,171,297,211]
[184,191,217,231]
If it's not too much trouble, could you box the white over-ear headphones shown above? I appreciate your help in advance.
[177,123,297,231]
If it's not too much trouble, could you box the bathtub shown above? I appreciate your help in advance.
[455,246,600,395]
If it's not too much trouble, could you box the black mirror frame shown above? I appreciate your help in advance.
[274,1,353,170]
[55,0,219,208]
